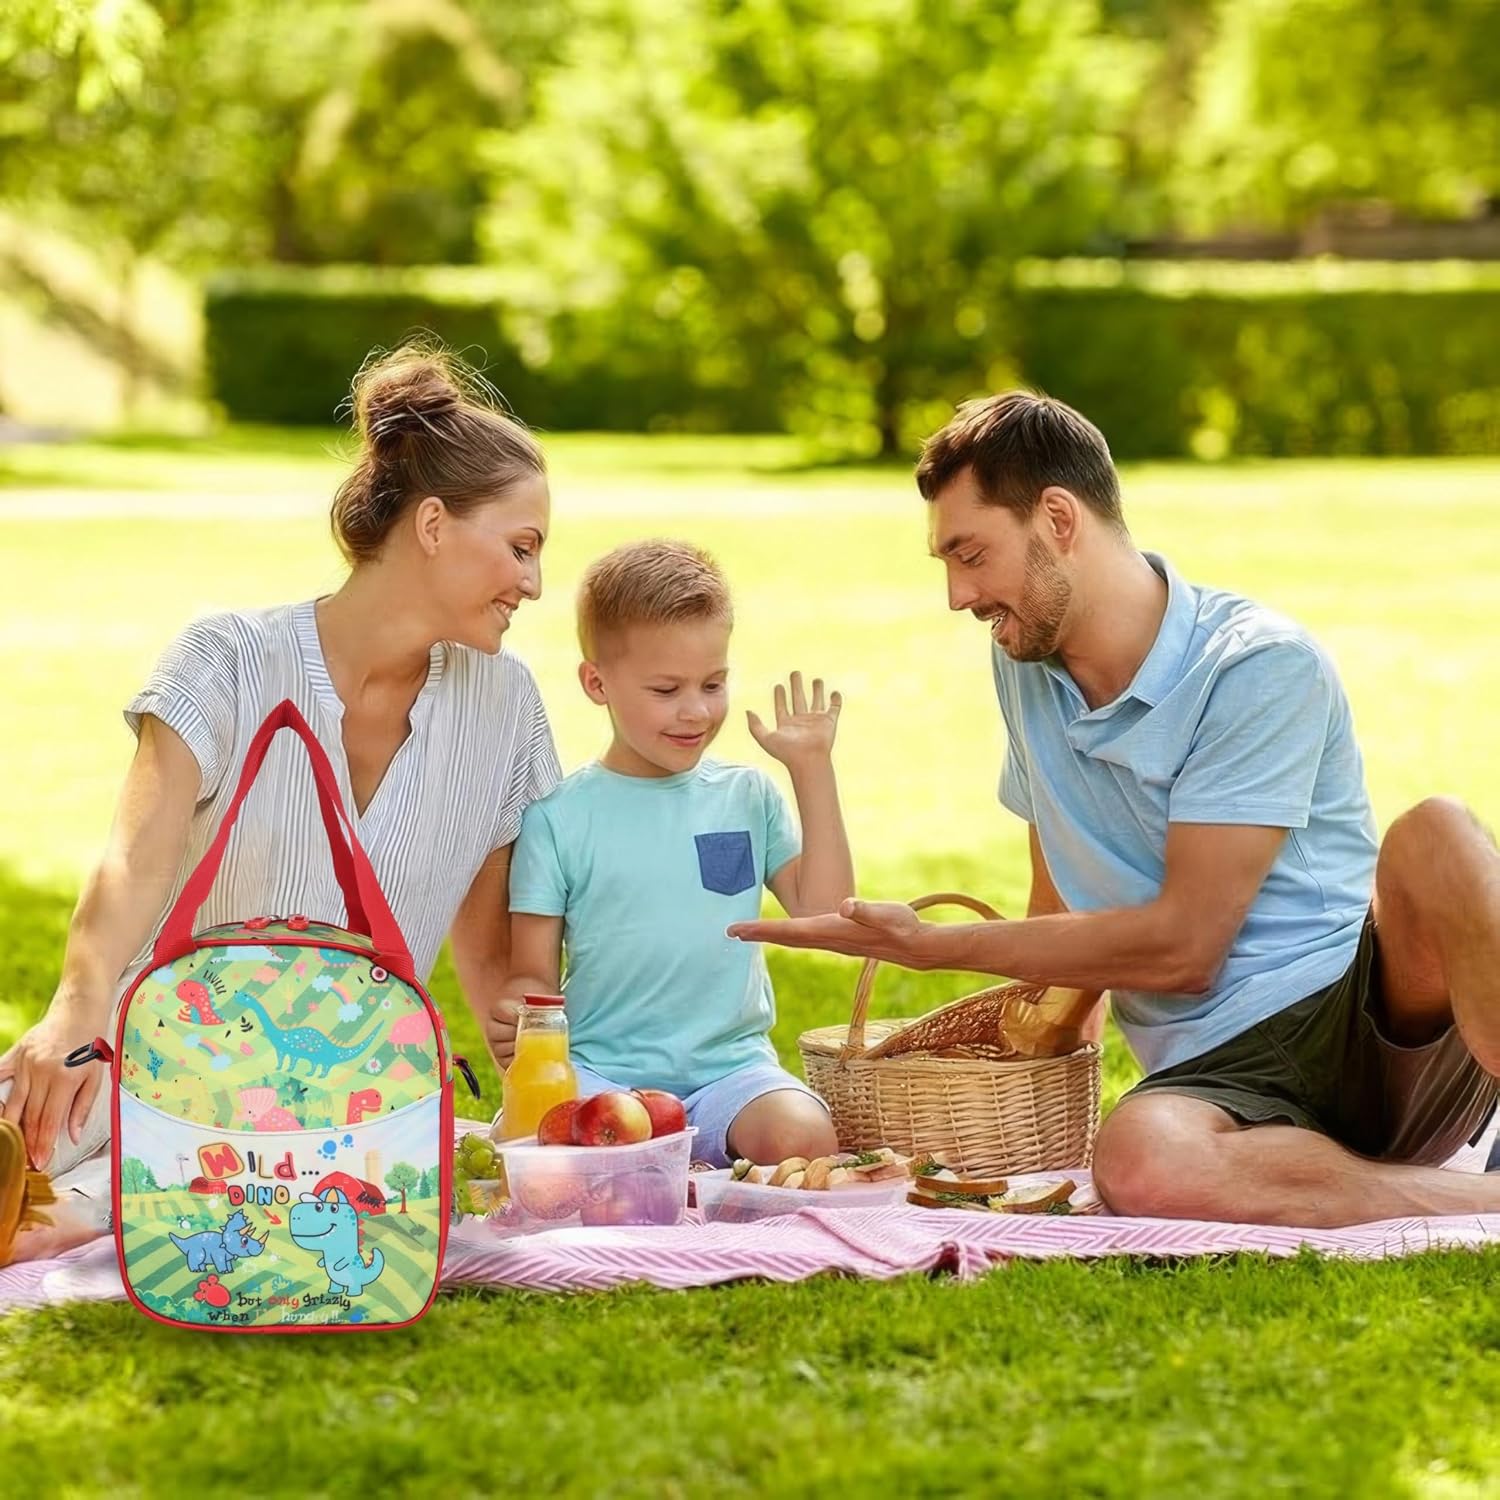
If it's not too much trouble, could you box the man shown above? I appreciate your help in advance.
[730,392,1500,1227]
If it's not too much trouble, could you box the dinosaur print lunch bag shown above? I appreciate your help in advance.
[67,700,479,1333]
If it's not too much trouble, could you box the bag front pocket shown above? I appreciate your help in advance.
[116,1091,443,1330]
[694,830,756,897]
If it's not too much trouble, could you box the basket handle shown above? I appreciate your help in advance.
[841,891,1003,1060]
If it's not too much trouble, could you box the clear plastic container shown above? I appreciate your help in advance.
[694,1168,909,1224]
[473,1129,697,1236]
[496,994,578,1140]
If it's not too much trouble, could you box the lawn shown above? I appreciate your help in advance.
[2,433,1499,1498]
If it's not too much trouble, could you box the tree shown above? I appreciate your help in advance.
[385,1162,419,1214]
[120,1157,161,1194]
[288,0,546,264]
[0,0,164,113]
[0,0,566,414]
[1,2,350,415]
[3,0,566,269]
[1173,0,1500,231]
[482,0,1154,454]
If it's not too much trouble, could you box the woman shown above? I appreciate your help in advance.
[0,344,558,1265]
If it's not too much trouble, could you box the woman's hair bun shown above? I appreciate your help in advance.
[352,348,465,456]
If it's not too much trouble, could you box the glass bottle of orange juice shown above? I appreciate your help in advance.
[496,994,577,1140]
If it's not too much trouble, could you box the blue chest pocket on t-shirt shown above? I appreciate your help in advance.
[694,830,756,897]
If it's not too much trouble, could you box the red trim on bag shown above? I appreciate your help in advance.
[109,936,452,1335]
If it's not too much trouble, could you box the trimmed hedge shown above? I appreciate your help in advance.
[204,268,514,427]
[202,266,782,432]
[1014,259,1500,460]
[205,261,1500,457]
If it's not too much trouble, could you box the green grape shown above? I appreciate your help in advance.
[459,1135,497,1174]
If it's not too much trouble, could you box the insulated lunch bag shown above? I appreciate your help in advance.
[67,699,479,1332]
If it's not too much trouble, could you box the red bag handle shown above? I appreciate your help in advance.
[153,699,416,984]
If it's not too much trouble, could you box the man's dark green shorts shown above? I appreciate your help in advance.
[1125,911,1498,1164]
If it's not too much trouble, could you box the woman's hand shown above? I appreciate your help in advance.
[0,994,110,1169]
[747,671,842,770]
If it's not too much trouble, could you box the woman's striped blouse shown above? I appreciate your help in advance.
[120,599,560,993]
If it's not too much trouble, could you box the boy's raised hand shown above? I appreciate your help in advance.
[747,671,842,767]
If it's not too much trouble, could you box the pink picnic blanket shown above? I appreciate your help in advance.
[4,1134,1497,1314]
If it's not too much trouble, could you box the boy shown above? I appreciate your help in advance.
[500,539,851,1166]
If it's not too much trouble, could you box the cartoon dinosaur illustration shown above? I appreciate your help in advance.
[169,1208,269,1274]
[388,1010,434,1054]
[231,990,384,1080]
[219,1210,268,1267]
[161,1069,218,1124]
[237,1085,303,1131]
[176,978,224,1025]
[289,1188,384,1298]
[345,1087,382,1124]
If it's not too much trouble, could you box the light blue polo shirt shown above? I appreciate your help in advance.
[995,552,1378,1075]
[508,760,800,1095]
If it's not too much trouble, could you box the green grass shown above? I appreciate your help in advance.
[3,433,1499,1497]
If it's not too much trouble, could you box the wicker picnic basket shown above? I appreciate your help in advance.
[797,893,1101,1176]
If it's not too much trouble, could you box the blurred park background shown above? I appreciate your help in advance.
[2,0,1499,455]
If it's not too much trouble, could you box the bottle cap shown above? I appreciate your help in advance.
[521,993,566,1007]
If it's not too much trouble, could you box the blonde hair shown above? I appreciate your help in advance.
[577,540,733,659]
[330,339,545,565]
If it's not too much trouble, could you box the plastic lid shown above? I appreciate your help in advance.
[521,993,566,1007]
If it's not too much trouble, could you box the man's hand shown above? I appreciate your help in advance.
[485,997,521,1070]
[747,671,842,770]
[729,897,939,968]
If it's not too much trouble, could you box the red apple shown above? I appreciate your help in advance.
[538,1098,585,1146]
[571,1090,653,1146]
[631,1088,687,1138]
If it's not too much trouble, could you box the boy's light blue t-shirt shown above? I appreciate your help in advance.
[508,759,800,1096]
[995,552,1378,1076]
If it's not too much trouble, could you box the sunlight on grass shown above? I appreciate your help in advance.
[4,437,1499,1498]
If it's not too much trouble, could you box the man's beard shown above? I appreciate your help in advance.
[999,536,1071,662]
